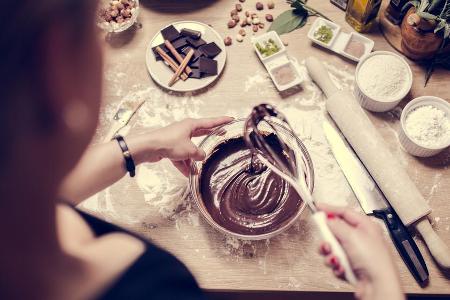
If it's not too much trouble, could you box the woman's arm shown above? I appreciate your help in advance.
[59,117,233,204]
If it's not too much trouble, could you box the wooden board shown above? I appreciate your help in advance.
[85,0,450,295]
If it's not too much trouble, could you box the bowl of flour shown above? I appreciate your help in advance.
[399,96,450,157]
[354,51,413,112]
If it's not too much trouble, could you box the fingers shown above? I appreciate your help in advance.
[317,203,366,227]
[191,116,234,136]
[319,242,331,256]
[187,143,206,161]
[326,218,356,247]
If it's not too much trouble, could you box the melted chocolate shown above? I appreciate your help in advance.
[200,134,302,235]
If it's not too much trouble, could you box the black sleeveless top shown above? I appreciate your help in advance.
[73,208,205,300]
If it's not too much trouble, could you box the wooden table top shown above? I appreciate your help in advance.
[84,0,450,295]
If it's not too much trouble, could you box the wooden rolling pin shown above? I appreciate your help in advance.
[305,56,450,269]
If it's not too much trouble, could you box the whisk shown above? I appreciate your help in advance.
[244,104,357,285]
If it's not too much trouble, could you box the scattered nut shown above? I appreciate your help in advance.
[236,34,244,42]
[245,11,251,17]
[236,3,243,11]
[232,14,240,22]
[239,28,246,36]
[265,14,273,22]
[252,24,259,32]
[240,20,248,27]
[230,9,238,16]
[256,2,264,10]
[224,36,233,46]
[252,17,260,25]
[246,17,252,24]
[267,0,275,9]
[228,19,237,28]
[239,0,246,2]
[258,22,265,29]
[282,39,289,46]
[251,13,258,18]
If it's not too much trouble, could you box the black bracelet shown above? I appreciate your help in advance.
[115,135,136,177]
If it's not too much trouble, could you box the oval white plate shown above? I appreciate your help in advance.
[146,21,227,93]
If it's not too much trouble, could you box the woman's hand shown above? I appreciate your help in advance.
[128,117,233,176]
[318,204,405,300]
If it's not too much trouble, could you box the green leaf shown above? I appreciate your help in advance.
[268,9,308,35]
[434,19,446,32]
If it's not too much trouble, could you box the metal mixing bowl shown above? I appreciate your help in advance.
[189,119,314,240]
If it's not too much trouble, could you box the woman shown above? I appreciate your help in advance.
[0,1,404,299]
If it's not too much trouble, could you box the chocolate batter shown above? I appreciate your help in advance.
[200,134,302,235]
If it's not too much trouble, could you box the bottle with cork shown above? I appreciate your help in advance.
[345,0,382,32]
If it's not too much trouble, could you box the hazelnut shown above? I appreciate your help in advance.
[116,16,125,23]
[239,28,246,36]
[267,0,275,9]
[110,9,119,17]
[251,13,258,18]
[258,22,265,29]
[240,20,248,27]
[227,19,237,28]
[236,34,244,42]
[236,3,243,11]
[246,17,252,24]
[224,36,233,46]
[232,14,240,22]
[230,9,238,16]
[282,39,289,46]
[245,11,250,17]
[252,24,259,32]
[239,0,246,2]
[256,2,264,10]
[116,3,125,10]
[121,8,132,18]
[265,14,273,22]
[252,17,260,25]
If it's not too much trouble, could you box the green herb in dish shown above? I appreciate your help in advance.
[256,39,280,58]
[314,25,333,44]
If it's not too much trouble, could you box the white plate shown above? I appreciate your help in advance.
[146,21,227,92]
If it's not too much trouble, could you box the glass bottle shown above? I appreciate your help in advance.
[384,0,409,25]
[345,0,382,32]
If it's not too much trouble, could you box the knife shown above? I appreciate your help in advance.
[323,117,429,285]
[103,99,146,142]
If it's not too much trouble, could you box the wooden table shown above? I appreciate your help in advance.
[83,0,450,296]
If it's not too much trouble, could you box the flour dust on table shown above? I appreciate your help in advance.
[81,61,358,264]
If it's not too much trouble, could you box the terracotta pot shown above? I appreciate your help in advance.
[400,8,443,60]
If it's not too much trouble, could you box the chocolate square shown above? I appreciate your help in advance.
[181,28,202,40]
[198,42,222,58]
[184,47,205,63]
[171,37,188,50]
[161,25,180,42]
[189,68,202,79]
[187,37,206,48]
[197,57,218,75]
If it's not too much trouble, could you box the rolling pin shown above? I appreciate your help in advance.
[305,56,450,269]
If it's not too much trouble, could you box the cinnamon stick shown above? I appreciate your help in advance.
[168,49,194,87]
[164,40,192,76]
[155,47,188,81]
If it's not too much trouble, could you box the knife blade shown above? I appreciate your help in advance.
[323,117,429,285]
[103,99,146,142]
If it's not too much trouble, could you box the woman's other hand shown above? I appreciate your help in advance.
[129,117,233,176]
[318,204,405,300]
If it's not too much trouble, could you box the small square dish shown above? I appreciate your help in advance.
[307,17,341,49]
[253,31,286,62]
[340,32,374,61]
[268,60,303,91]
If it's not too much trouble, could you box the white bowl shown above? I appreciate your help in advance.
[97,0,140,33]
[354,51,413,112]
[399,96,450,157]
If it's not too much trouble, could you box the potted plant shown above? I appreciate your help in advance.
[401,0,449,59]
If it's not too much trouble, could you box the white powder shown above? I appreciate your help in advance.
[405,105,450,147]
[357,54,408,101]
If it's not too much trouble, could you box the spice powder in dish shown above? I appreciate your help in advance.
[344,38,365,59]
[270,64,297,86]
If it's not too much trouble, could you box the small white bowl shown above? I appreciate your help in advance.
[354,51,413,112]
[98,0,140,33]
[399,96,450,157]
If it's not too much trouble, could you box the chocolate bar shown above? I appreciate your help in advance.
[161,25,180,42]
[187,37,206,48]
[197,57,218,75]
[198,42,222,58]
[189,68,202,79]
[181,28,202,40]
[171,37,189,50]
[183,47,204,62]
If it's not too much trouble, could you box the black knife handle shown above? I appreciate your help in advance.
[372,207,429,285]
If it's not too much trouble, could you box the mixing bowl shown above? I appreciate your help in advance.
[189,119,314,240]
